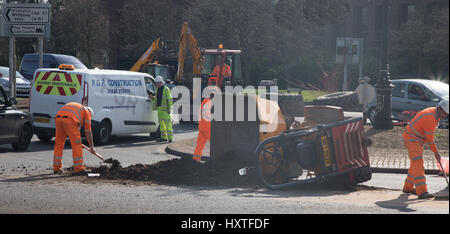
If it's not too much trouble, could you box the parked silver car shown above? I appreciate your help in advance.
[0,66,32,98]
[367,79,449,128]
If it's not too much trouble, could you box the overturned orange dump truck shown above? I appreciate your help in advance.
[210,94,372,190]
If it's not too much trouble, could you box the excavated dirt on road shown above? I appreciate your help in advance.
[87,157,258,187]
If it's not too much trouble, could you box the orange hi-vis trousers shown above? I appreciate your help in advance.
[53,117,85,172]
[193,124,210,161]
[402,139,428,195]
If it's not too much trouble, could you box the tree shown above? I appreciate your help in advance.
[47,0,108,68]
[390,8,449,81]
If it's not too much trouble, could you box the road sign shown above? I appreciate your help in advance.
[0,3,51,37]
[8,24,45,36]
[2,6,49,23]
[336,37,363,65]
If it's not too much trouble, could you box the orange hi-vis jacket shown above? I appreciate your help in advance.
[211,64,231,87]
[403,107,440,153]
[56,102,92,132]
[199,98,212,131]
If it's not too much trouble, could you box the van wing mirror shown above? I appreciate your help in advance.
[8,98,17,106]
[146,89,154,96]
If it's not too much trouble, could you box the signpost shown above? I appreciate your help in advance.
[1,3,51,37]
[336,37,363,91]
[0,2,51,99]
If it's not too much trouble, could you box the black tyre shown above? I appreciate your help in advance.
[313,91,359,110]
[12,124,33,152]
[278,93,304,117]
[261,93,304,126]
[94,120,112,145]
[37,133,53,143]
[150,126,161,140]
[353,166,372,184]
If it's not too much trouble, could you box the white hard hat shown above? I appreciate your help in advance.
[85,107,94,117]
[155,76,164,83]
[438,99,449,114]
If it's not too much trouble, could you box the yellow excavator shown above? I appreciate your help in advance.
[131,22,244,88]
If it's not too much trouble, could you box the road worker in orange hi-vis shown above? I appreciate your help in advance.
[208,59,231,88]
[193,86,215,162]
[402,99,449,199]
[53,102,95,175]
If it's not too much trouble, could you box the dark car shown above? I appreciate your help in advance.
[19,53,88,81]
[0,86,33,151]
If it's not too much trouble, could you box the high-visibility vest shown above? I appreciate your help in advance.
[403,107,440,152]
[152,86,173,112]
[56,102,92,131]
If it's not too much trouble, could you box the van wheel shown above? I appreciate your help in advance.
[150,127,161,140]
[37,133,53,143]
[12,124,33,152]
[94,120,111,145]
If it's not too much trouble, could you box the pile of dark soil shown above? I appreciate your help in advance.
[89,157,258,187]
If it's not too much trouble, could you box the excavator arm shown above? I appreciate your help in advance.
[176,22,204,83]
[130,38,161,72]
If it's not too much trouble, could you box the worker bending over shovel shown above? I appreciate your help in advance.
[402,99,449,199]
[53,102,96,175]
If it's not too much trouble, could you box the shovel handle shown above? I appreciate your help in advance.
[437,160,449,187]
[82,144,104,161]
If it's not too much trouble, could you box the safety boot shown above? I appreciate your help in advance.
[53,169,64,175]
[402,189,416,195]
[418,192,434,199]
[72,169,91,176]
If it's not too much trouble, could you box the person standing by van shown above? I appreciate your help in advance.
[53,102,95,175]
[149,76,173,143]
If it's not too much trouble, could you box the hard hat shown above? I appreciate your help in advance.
[85,107,94,117]
[438,99,449,114]
[155,76,164,83]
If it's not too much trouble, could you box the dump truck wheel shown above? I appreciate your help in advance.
[313,92,359,110]
[352,166,372,184]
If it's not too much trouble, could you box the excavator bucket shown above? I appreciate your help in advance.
[210,93,286,163]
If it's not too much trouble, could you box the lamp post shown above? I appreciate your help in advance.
[373,0,394,129]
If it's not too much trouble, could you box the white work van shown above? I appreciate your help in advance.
[29,66,159,144]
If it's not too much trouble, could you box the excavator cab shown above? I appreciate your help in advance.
[201,48,243,89]
[141,63,170,82]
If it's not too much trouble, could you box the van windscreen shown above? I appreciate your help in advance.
[58,57,88,69]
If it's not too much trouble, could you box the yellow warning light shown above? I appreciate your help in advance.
[154,61,159,64]
[58,64,75,70]
[218,44,223,49]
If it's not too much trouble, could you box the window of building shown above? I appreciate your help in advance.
[399,4,416,25]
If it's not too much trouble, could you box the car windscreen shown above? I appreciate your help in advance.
[57,56,88,69]
[0,67,25,78]
[427,82,449,99]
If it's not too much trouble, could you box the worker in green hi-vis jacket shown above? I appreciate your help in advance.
[149,76,173,143]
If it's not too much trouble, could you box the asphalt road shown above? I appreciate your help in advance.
[0,123,448,214]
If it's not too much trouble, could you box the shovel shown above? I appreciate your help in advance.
[82,144,104,161]
[437,159,449,187]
